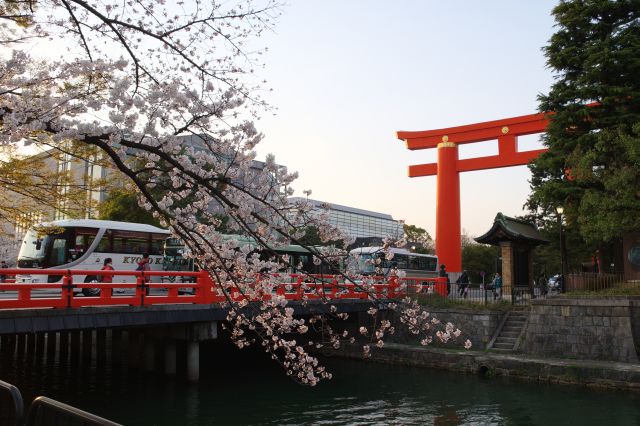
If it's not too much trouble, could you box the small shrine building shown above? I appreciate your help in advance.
[475,213,548,293]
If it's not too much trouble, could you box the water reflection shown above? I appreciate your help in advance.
[1,340,640,425]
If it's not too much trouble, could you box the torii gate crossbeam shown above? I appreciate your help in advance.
[397,112,549,273]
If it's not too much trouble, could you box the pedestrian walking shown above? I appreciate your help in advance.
[492,271,503,300]
[538,272,548,297]
[456,270,470,299]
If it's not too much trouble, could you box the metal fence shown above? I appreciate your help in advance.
[565,272,626,292]
[411,281,513,306]
[0,380,120,426]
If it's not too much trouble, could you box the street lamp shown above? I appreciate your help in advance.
[556,205,566,292]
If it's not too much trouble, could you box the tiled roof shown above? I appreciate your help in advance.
[475,213,549,246]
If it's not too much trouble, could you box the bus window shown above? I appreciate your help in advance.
[113,230,150,254]
[47,236,68,267]
[150,233,166,255]
[70,228,98,260]
[96,230,112,252]
[408,256,420,270]
[394,254,408,270]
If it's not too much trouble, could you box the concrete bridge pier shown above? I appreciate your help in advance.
[128,330,143,368]
[2,334,15,356]
[17,334,25,356]
[143,338,155,372]
[82,330,93,367]
[46,331,57,363]
[70,331,81,364]
[35,333,45,359]
[164,340,177,376]
[112,329,123,366]
[187,341,199,382]
[59,331,69,364]
[96,329,107,366]
[147,321,217,382]
[26,334,35,360]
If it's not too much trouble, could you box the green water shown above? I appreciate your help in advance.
[2,341,640,425]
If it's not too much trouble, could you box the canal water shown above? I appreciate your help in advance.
[1,340,640,425]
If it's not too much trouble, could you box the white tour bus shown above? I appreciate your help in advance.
[16,219,170,295]
[347,246,438,279]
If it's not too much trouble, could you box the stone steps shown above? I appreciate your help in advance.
[487,310,529,352]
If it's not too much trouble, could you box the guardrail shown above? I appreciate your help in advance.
[0,379,119,426]
[0,269,447,310]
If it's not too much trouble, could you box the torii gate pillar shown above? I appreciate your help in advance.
[436,142,461,272]
[397,112,549,273]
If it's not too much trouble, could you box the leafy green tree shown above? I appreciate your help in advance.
[403,224,434,254]
[98,189,161,227]
[527,0,640,249]
[298,225,344,248]
[461,233,499,284]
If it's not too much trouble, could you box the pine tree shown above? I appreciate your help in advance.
[528,0,640,244]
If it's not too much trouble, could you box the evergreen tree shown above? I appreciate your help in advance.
[528,0,640,245]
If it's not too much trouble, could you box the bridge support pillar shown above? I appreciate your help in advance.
[96,329,107,366]
[164,341,176,376]
[70,331,81,363]
[46,332,57,363]
[82,330,93,363]
[26,333,35,359]
[35,333,45,359]
[186,341,199,382]
[60,332,69,364]
[17,334,26,355]
[1,334,15,355]
[128,331,142,368]
[144,339,155,372]
[112,329,122,366]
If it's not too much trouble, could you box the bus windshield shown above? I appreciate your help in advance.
[18,227,71,268]
[17,229,47,263]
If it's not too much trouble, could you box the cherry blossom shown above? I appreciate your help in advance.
[0,0,469,385]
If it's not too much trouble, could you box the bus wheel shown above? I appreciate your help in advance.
[82,276,101,297]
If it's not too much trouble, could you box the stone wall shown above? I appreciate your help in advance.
[522,297,640,363]
[356,307,504,350]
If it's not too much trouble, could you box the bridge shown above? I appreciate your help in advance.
[0,269,444,381]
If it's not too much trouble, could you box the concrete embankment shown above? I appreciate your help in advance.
[322,342,640,391]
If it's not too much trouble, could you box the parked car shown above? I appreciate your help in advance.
[548,274,561,291]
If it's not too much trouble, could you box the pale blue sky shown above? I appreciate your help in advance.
[255,1,559,238]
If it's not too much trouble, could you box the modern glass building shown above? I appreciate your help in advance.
[289,197,403,240]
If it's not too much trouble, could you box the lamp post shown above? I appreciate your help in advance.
[556,206,566,293]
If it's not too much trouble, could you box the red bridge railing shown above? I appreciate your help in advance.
[0,269,446,310]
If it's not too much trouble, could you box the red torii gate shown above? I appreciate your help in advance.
[397,112,549,273]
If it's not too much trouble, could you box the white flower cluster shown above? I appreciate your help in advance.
[0,0,468,385]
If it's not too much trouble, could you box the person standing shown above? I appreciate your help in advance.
[493,271,503,300]
[0,260,8,283]
[101,258,115,282]
[101,258,115,296]
[137,253,152,295]
[439,264,450,296]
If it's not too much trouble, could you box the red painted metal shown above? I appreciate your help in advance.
[397,112,550,273]
[0,269,446,310]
